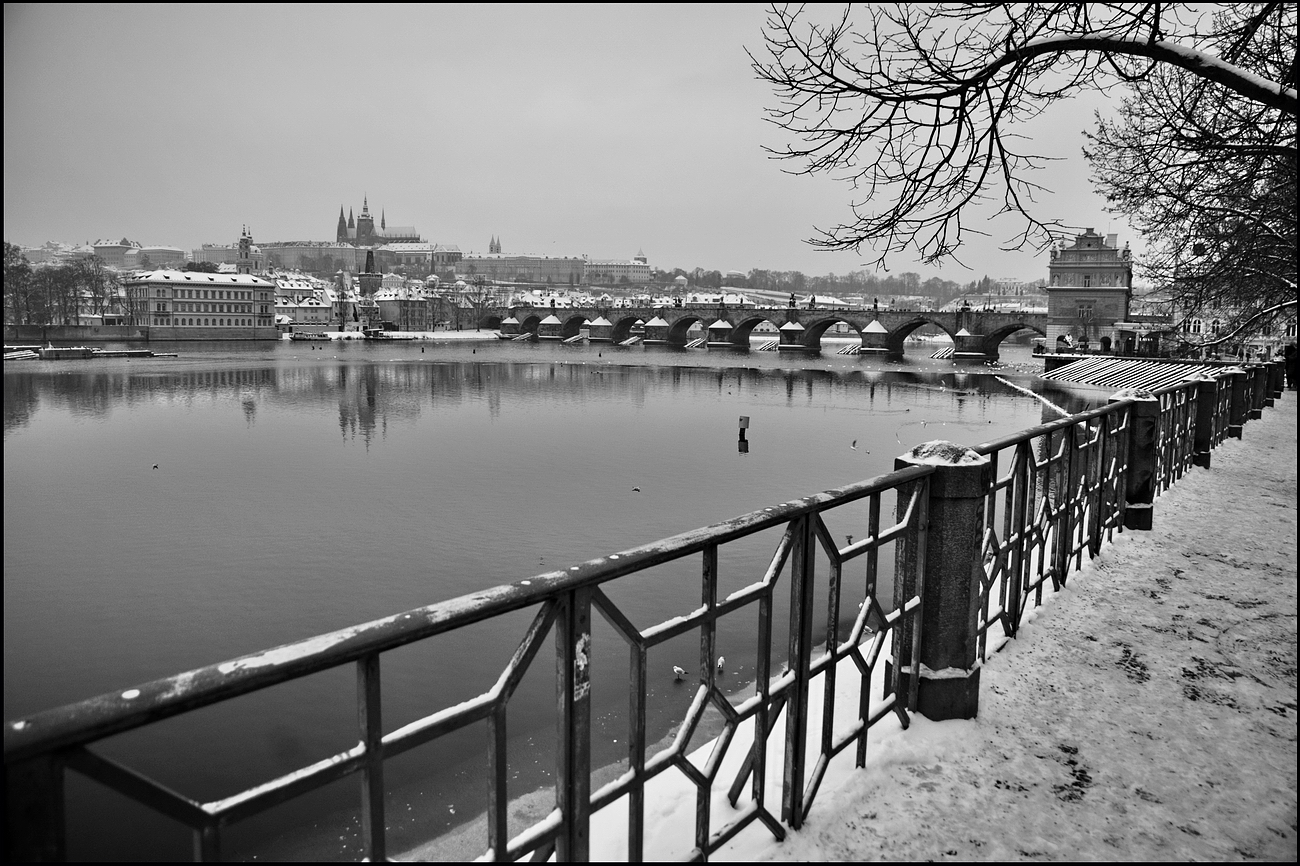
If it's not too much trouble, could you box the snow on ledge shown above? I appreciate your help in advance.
[1111,387,1157,401]
[906,440,985,465]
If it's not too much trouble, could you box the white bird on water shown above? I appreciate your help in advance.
[716,656,725,673]
[850,439,857,450]
[672,665,687,681]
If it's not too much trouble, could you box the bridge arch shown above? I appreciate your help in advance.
[560,314,590,340]
[979,321,1046,358]
[885,317,960,356]
[611,315,642,343]
[730,314,784,345]
[801,315,866,349]
[666,315,707,345]
[518,313,543,335]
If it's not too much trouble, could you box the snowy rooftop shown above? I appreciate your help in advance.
[127,269,273,287]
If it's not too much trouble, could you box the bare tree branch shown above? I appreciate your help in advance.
[752,2,1297,269]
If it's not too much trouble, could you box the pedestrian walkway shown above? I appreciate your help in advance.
[739,395,1297,861]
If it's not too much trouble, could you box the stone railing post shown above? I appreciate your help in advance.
[1227,368,1249,439]
[1270,360,1285,400]
[1109,389,1159,530]
[892,441,992,721]
[1191,375,1219,469]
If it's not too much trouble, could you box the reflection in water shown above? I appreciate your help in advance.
[3,344,1097,859]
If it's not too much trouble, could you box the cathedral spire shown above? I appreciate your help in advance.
[381,209,386,230]
[348,208,355,229]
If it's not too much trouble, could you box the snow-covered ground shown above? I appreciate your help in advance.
[402,393,1297,862]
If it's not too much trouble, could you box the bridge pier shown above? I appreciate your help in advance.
[778,321,807,351]
[859,330,892,356]
[707,318,735,347]
[952,334,990,363]
[642,317,670,344]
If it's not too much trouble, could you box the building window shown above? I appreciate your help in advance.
[1077,304,1094,320]
[1189,319,1203,334]
[1210,319,1221,335]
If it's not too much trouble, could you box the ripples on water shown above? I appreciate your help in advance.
[2,339,1094,859]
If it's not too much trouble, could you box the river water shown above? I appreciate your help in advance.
[3,337,1096,859]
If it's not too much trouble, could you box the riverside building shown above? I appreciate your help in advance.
[1044,228,1133,352]
[124,269,278,339]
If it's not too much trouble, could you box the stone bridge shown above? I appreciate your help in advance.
[484,304,1046,360]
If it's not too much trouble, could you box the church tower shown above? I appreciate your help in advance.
[356,196,375,246]
[336,206,348,244]
[237,225,255,274]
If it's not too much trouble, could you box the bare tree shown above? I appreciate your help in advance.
[752,3,1298,268]
[1084,5,1296,350]
[3,241,33,325]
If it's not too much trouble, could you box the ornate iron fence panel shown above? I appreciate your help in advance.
[971,403,1131,662]
[1212,374,1234,446]
[1154,382,1197,492]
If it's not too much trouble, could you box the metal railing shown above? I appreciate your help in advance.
[969,369,1248,663]
[1155,382,1198,492]
[4,465,933,862]
[971,401,1131,661]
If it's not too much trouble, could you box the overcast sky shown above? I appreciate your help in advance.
[4,4,1133,282]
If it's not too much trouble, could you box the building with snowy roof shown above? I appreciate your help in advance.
[123,269,277,337]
